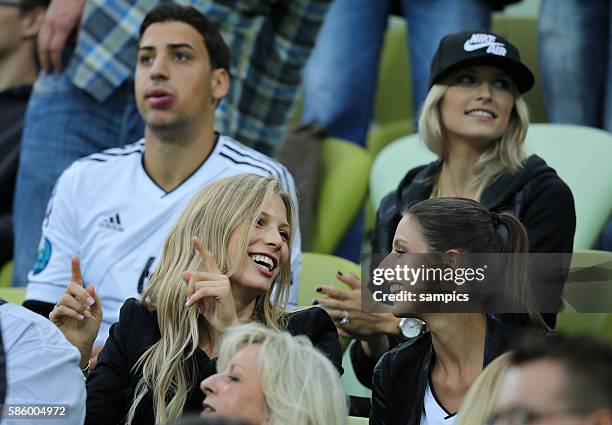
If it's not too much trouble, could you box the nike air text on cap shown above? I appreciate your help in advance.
[428,30,535,93]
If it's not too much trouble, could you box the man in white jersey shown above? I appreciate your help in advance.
[22,4,301,348]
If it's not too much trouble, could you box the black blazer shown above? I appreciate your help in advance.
[85,298,342,425]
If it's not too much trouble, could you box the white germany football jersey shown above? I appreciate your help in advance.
[25,135,301,345]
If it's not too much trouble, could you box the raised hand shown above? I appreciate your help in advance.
[183,237,239,334]
[49,256,102,368]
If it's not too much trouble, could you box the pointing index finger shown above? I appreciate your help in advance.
[191,237,221,274]
[71,256,84,285]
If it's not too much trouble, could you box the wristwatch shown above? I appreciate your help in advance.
[398,318,425,339]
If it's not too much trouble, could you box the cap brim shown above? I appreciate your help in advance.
[432,55,535,94]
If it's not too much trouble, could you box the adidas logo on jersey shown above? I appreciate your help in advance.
[99,213,124,232]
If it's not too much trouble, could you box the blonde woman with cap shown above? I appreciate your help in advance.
[49,174,342,425]
[201,322,348,425]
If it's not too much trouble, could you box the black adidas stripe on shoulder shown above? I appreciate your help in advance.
[222,140,297,199]
[218,152,275,176]
[222,141,285,181]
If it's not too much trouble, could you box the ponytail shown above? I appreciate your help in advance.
[495,212,548,330]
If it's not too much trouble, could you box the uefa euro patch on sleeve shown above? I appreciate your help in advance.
[32,237,52,275]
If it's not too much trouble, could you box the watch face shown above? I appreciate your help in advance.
[400,318,423,338]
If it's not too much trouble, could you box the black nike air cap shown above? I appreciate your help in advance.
[428,30,535,94]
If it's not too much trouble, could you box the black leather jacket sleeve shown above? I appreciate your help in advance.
[369,354,388,425]
[85,299,138,425]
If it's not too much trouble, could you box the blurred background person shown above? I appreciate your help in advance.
[201,322,348,425]
[490,334,612,425]
[0,0,47,269]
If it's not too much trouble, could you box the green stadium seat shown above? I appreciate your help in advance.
[312,138,372,254]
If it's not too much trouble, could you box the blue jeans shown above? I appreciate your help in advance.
[302,0,491,261]
[12,71,144,286]
[539,0,612,131]
[540,0,612,251]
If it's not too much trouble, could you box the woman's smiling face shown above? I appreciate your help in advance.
[440,65,516,145]
[227,194,290,295]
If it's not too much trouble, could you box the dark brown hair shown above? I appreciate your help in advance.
[404,197,546,328]
[139,3,230,71]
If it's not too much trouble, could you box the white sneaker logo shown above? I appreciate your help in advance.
[463,33,507,56]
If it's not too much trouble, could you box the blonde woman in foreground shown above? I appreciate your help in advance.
[201,322,348,425]
[50,174,342,425]
[454,352,512,425]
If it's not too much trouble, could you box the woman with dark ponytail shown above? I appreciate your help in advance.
[369,197,548,425]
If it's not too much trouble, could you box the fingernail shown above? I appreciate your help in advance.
[315,287,322,293]
[185,298,191,307]
[83,310,92,318]
[312,299,319,305]
[337,270,343,276]
[86,297,95,306]
[78,314,84,320]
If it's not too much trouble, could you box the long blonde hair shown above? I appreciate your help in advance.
[418,83,530,195]
[126,174,296,425]
[217,323,349,425]
[454,352,512,425]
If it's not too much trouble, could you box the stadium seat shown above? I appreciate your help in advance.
[0,261,12,287]
[348,415,370,425]
[557,249,612,341]
[0,287,26,304]
[524,124,612,249]
[369,133,436,209]
[312,138,372,254]
[367,120,413,159]
[298,252,361,307]
[373,17,412,127]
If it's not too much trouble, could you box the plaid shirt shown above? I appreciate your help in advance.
[66,0,331,153]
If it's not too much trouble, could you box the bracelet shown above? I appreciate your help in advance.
[81,360,91,378]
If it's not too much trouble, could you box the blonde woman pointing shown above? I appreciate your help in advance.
[50,174,342,425]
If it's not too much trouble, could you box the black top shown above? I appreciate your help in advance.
[372,155,575,256]
[85,298,342,425]
[369,315,542,425]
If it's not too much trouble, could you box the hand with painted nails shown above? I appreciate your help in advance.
[312,272,400,349]
[183,237,239,334]
[49,256,102,368]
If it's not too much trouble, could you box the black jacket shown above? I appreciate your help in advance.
[369,315,541,425]
[372,155,575,256]
[85,298,342,425]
